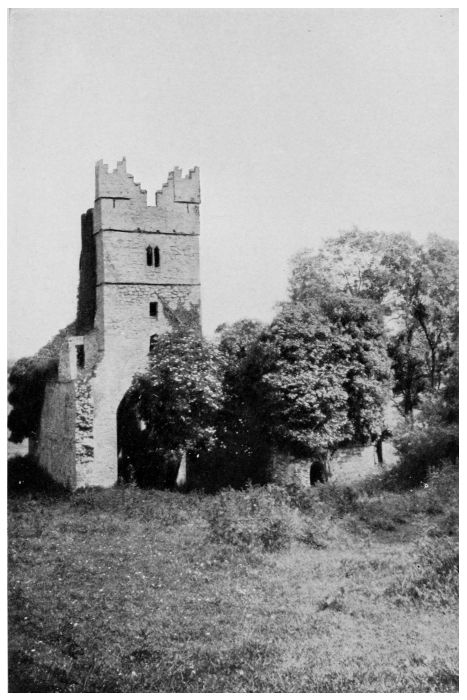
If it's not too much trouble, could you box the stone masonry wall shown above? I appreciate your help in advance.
[95,230,199,286]
[271,443,398,488]
[36,381,76,489]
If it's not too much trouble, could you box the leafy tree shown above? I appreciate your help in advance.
[119,329,225,485]
[289,228,391,304]
[289,230,458,415]
[8,357,58,443]
[217,297,390,465]
[383,234,458,396]
[393,373,459,486]
[252,298,390,456]
[214,319,270,485]
[257,303,353,454]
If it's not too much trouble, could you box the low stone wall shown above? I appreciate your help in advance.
[331,442,397,484]
[269,451,313,488]
[271,442,398,488]
[36,380,77,489]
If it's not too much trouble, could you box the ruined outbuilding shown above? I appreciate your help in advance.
[32,159,201,489]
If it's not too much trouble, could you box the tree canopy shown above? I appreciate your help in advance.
[216,293,391,460]
[122,329,225,460]
[289,230,458,415]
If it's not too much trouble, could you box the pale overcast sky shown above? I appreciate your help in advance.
[8,9,458,358]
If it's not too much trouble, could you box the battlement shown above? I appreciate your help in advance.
[96,158,201,211]
[95,157,148,204]
[156,166,200,206]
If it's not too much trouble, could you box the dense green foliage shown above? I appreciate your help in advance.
[212,319,271,487]
[8,357,58,443]
[392,399,458,486]
[245,299,390,454]
[8,324,75,443]
[118,329,224,486]
[290,230,458,414]
[289,230,458,417]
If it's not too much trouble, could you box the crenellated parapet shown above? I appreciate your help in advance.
[94,159,200,236]
[156,166,200,206]
[95,157,148,204]
[95,158,200,209]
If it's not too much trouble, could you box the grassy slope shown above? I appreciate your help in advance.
[8,476,458,692]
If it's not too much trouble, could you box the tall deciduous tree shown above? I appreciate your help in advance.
[383,234,458,396]
[215,319,271,484]
[225,298,391,458]
[289,230,458,415]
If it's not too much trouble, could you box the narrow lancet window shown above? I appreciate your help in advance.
[76,344,85,369]
[146,246,153,266]
[154,246,160,268]
[149,302,158,318]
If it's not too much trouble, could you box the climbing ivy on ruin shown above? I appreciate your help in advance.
[8,324,75,443]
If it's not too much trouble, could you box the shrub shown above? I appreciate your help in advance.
[285,482,323,511]
[8,358,58,443]
[393,393,458,486]
[394,423,458,486]
[386,537,458,607]
[205,485,297,553]
[315,483,360,517]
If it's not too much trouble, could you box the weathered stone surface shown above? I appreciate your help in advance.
[270,443,398,488]
[36,381,76,490]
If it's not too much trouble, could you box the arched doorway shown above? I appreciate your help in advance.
[116,389,181,489]
[116,389,143,484]
[309,452,330,486]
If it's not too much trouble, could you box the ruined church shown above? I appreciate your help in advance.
[33,159,201,489]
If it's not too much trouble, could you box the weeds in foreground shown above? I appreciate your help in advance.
[386,537,459,608]
[205,485,296,552]
[8,463,458,692]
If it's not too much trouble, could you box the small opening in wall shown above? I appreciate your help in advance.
[146,246,153,266]
[76,344,85,369]
[149,302,158,318]
[154,246,160,268]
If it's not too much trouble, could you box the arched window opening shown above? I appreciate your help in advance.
[146,246,153,266]
[149,302,158,318]
[154,246,160,268]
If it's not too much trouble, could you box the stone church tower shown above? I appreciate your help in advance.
[34,159,201,489]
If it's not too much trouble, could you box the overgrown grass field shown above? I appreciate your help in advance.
[8,464,458,692]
